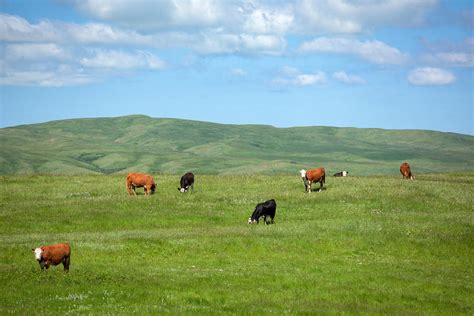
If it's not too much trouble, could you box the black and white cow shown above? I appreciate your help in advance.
[248,199,276,224]
[333,171,349,177]
[178,172,195,193]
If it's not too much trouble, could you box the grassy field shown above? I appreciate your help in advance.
[1,174,473,314]
[1,115,473,175]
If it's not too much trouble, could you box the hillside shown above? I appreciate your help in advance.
[0,115,473,175]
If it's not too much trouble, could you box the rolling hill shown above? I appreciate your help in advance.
[0,115,473,175]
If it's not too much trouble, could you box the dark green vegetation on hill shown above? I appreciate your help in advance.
[0,115,473,175]
[1,174,473,314]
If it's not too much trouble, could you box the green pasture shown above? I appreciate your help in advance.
[1,174,473,314]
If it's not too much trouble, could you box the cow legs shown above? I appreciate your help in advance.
[63,256,70,272]
[318,179,324,192]
[264,216,275,225]
[127,184,136,195]
[191,183,194,193]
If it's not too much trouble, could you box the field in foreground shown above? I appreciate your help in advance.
[1,174,473,314]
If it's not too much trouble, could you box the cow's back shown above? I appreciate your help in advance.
[180,172,194,187]
[307,168,325,182]
[43,243,70,263]
[127,172,154,186]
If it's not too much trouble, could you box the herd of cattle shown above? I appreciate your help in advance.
[32,162,414,272]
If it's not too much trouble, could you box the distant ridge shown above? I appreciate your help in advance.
[0,115,473,175]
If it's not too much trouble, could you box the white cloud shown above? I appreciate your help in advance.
[407,67,455,85]
[194,32,286,55]
[421,37,474,67]
[71,0,437,35]
[0,65,95,87]
[299,37,408,64]
[272,67,326,88]
[242,5,293,34]
[333,71,366,84]
[4,43,70,61]
[0,14,59,42]
[80,49,165,70]
[293,0,437,34]
[73,0,227,32]
[0,14,151,45]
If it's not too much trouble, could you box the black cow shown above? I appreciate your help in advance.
[248,199,276,225]
[333,171,349,177]
[178,172,195,193]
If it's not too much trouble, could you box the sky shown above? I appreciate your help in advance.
[0,0,473,135]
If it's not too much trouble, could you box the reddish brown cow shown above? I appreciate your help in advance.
[126,172,156,195]
[300,168,326,192]
[400,162,414,179]
[32,243,70,272]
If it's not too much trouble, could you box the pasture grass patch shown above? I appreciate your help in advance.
[0,174,473,314]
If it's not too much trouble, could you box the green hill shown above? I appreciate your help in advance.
[0,115,472,175]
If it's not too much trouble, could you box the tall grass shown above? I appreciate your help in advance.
[1,174,473,314]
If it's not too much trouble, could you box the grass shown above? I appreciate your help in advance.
[0,173,473,314]
[1,115,473,175]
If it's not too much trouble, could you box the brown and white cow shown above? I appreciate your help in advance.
[300,168,325,192]
[126,172,156,195]
[400,162,414,180]
[32,243,70,272]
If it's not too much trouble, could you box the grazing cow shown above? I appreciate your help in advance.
[32,243,70,272]
[333,171,349,177]
[400,162,414,180]
[300,168,325,192]
[178,172,195,193]
[126,172,156,195]
[248,199,276,224]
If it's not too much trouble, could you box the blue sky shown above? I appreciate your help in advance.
[1,0,473,134]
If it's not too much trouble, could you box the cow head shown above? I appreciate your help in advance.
[32,247,43,261]
[248,217,257,224]
[178,187,186,193]
[299,169,306,178]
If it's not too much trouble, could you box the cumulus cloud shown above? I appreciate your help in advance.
[271,66,326,88]
[407,67,455,85]
[0,65,95,87]
[333,71,366,84]
[0,13,166,86]
[242,4,293,34]
[299,37,408,64]
[193,32,286,55]
[293,0,437,34]
[421,37,474,67]
[0,14,152,45]
[80,49,165,70]
[4,43,70,61]
[73,0,229,32]
[71,0,437,35]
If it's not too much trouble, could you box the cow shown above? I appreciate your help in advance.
[333,171,349,177]
[32,243,70,272]
[178,172,195,193]
[126,172,156,195]
[400,162,414,180]
[248,199,276,224]
[300,168,325,192]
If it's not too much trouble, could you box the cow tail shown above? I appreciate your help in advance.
[322,174,325,184]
